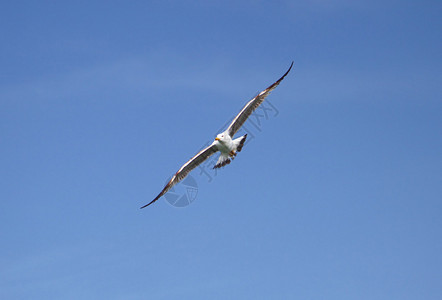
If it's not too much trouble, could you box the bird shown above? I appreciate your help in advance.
[141,62,293,208]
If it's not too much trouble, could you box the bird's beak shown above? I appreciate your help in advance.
[215,137,220,141]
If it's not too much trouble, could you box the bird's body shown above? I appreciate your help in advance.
[213,132,247,168]
[214,132,233,154]
[141,62,293,208]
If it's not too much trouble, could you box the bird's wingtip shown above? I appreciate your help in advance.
[274,61,293,84]
[287,61,294,73]
[140,198,157,209]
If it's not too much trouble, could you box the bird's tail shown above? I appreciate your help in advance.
[234,134,247,152]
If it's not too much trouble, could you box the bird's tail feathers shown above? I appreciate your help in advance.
[234,134,247,152]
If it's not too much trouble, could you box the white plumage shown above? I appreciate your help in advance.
[141,62,293,208]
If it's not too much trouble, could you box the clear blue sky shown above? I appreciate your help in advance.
[1,1,441,299]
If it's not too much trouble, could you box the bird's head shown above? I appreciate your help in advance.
[215,133,226,143]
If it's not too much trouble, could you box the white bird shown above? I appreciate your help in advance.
[141,62,293,208]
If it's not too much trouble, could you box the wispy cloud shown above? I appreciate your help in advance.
[0,52,261,105]
[285,0,370,13]
[294,64,441,104]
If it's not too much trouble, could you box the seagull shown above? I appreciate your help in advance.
[141,62,293,208]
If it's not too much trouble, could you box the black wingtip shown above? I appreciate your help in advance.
[283,61,294,78]
[261,62,293,95]
[140,203,154,209]
[140,197,159,209]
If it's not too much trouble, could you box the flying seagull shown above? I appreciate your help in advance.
[141,62,293,208]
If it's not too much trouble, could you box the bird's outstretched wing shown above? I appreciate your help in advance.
[227,62,293,137]
[141,144,218,208]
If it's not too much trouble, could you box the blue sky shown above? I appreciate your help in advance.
[1,1,441,299]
